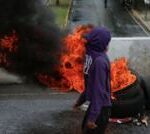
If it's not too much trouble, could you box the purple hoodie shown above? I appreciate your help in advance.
[76,27,112,122]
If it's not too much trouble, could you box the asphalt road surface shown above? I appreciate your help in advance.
[0,84,150,134]
[0,0,150,134]
[69,0,149,37]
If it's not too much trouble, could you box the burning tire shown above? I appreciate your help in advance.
[111,85,145,118]
[114,80,141,100]
[140,76,150,110]
[115,69,150,110]
[134,72,150,109]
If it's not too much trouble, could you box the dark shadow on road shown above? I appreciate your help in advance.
[21,110,83,134]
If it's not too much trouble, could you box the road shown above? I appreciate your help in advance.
[0,0,150,134]
[69,0,149,37]
[0,84,150,134]
[0,84,81,134]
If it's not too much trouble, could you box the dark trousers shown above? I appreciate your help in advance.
[82,107,111,134]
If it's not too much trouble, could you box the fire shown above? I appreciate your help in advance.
[37,26,137,93]
[37,74,71,91]
[0,31,18,52]
[59,27,87,92]
[37,25,93,92]
[0,26,136,94]
[111,57,136,93]
[0,31,18,67]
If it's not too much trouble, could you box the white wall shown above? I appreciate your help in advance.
[108,37,150,78]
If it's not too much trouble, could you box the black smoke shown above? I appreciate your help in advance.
[0,0,62,79]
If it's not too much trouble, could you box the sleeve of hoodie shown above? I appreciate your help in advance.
[87,57,107,122]
[76,90,86,106]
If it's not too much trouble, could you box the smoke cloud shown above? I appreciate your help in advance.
[0,0,62,79]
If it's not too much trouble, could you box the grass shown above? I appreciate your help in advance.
[51,6,69,27]
[47,0,70,6]
[48,0,71,28]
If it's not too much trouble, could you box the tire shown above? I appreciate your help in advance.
[111,88,145,118]
[114,70,145,100]
[141,76,150,110]
[113,72,138,94]
[131,70,150,110]
[114,80,141,100]
[130,70,145,90]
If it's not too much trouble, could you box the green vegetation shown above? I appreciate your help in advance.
[47,0,70,5]
[48,0,70,28]
[51,6,68,27]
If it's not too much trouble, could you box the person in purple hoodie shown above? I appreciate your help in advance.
[73,27,112,134]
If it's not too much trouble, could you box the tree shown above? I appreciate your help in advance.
[56,0,60,6]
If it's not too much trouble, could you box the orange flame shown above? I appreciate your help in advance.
[37,26,136,93]
[0,31,18,66]
[37,25,93,92]
[111,57,136,93]
[0,26,137,94]
[59,30,86,92]
[0,31,18,52]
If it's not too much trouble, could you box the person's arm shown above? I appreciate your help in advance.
[87,57,107,123]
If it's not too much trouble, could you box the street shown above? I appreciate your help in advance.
[0,0,150,134]
[0,84,150,134]
[69,0,149,36]
[0,84,82,134]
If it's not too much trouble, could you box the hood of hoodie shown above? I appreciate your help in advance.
[86,45,108,62]
[85,27,111,52]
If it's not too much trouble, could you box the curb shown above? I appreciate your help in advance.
[131,9,150,33]
[64,0,73,28]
